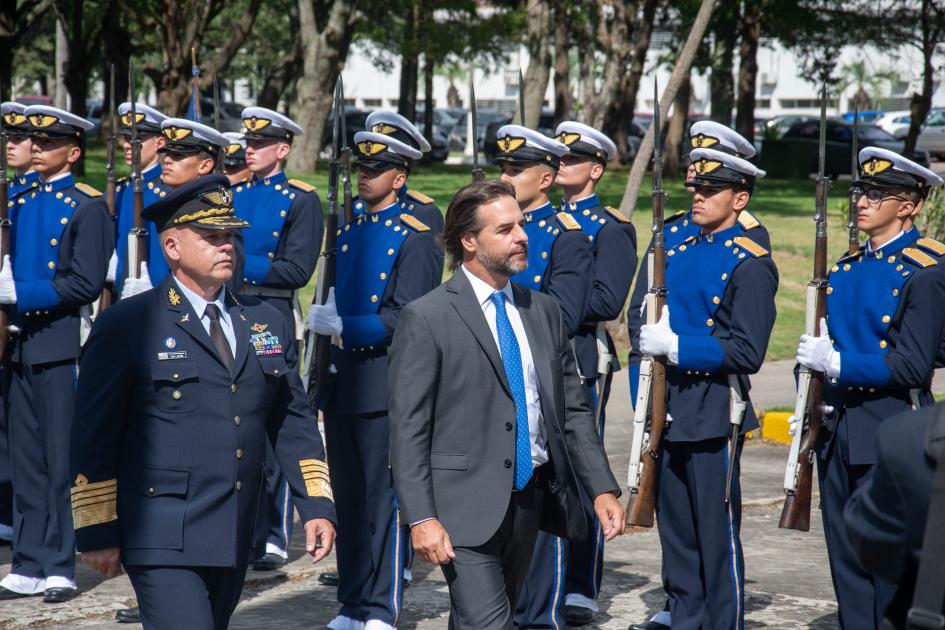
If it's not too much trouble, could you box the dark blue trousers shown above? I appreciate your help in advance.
[126,563,248,630]
[657,436,744,630]
[0,363,13,531]
[817,416,896,629]
[324,410,407,626]
[7,359,76,580]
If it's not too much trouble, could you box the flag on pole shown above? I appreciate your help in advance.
[187,47,202,122]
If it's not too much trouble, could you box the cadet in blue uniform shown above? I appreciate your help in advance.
[490,124,593,629]
[222,132,251,186]
[0,105,113,602]
[120,117,228,299]
[107,103,170,297]
[71,175,336,630]
[234,107,324,570]
[306,132,441,630]
[626,121,767,630]
[793,147,945,630]
[634,148,777,630]
[2,103,40,198]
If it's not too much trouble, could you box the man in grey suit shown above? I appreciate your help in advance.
[389,179,625,628]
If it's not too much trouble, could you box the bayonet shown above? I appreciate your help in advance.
[848,103,860,255]
[518,68,526,126]
[126,61,148,282]
[470,76,484,182]
[0,100,10,355]
[105,63,117,218]
[338,76,353,225]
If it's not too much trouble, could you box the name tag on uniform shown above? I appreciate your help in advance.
[157,351,188,360]
[251,331,283,355]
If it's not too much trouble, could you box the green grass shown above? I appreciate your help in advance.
[77,148,843,361]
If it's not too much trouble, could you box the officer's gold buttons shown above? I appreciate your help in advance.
[387,248,394,256]
[679,245,687,252]
[379,273,387,280]
[591,214,598,221]
[533,275,541,283]
[236,481,242,491]
[272,231,278,237]
[50,238,57,246]
[275,184,282,191]
[880,340,888,349]
[832,265,839,272]
[882,315,891,323]
[371,295,378,303]
[267,252,274,259]
[231,384,238,393]
[280,210,286,217]
[896,264,903,271]
[385,219,393,227]
[725,240,733,247]
[394,226,401,232]
[827,287,833,294]
[706,318,714,326]
[171,390,181,400]
[843,264,851,271]
[739,253,746,259]
[721,273,728,280]
[236,448,243,459]
[234,416,241,426]
[341,244,348,252]
[47,261,55,269]
[712,296,720,304]
[667,250,675,257]
[670,226,678,232]
[888,256,896,263]
[541,251,548,259]
[893,288,900,296]
[582,210,590,216]
[60,217,67,224]
[538,220,546,227]
[56,192,63,199]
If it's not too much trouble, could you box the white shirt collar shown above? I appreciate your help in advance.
[867,230,906,254]
[173,278,227,318]
[42,171,72,184]
[461,265,514,308]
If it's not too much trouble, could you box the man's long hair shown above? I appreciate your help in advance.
[441,179,516,272]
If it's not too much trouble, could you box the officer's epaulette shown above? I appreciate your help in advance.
[74,182,102,197]
[399,213,430,232]
[406,189,434,204]
[732,236,769,258]
[287,178,317,193]
[836,248,863,265]
[738,210,761,230]
[916,237,945,257]
[556,211,582,231]
[902,247,938,269]
[665,210,687,224]
[604,206,630,223]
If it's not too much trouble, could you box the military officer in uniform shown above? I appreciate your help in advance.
[306,131,441,630]
[626,120,767,630]
[106,102,170,298]
[71,175,336,630]
[120,117,228,299]
[632,148,777,629]
[222,132,250,186]
[0,105,113,602]
[2,102,40,197]
[233,106,323,570]
[792,147,945,629]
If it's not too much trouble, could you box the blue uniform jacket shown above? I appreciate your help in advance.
[114,164,170,290]
[818,228,945,465]
[327,201,442,416]
[70,274,335,566]
[356,187,444,269]
[9,171,39,199]
[510,201,592,338]
[628,223,778,442]
[562,194,637,380]
[9,174,113,365]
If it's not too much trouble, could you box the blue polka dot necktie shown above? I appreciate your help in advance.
[490,291,533,490]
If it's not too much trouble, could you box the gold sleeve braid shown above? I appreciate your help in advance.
[299,459,333,501]
[71,475,118,529]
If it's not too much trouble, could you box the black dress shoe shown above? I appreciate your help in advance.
[629,620,670,630]
[318,571,339,586]
[116,606,142,623]
[0,585,37,600]
[42,586,77,603]
[252,552,286,571]
[564,605,594,626]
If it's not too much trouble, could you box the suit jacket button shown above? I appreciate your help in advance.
[236,481,242,491]
[171,390,181,400]
[505,422,513,431]
[236,449,243,459]
[504,459,512,468]
[231,384,237,393]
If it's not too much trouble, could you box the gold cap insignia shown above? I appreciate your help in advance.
[28,113,59,128]
[690,133,720,149]
[693,159,724,175]
[226,143,241,155]
[358,140,387,156]
[168,287,182,306]
[371,123,399,135]
[202,188,232,206]
[243,116,271,132]
[121,112,146,127]
[558,132,581,145]
[862,158,893,176]
[163,126,193,141]
[497,135,526,153]
[251,322,268,333]
[3,112,25,126]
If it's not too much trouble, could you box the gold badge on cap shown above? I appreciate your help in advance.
[3,112,25,126]
[28,114,59,128]
[358,140,387,156]
[226,143,241,155]
[558,132,581,146]
[371,123,399,135]
[202,188,233,206]
[243,116,271,132]
[690,134,720,149]
[163,126,193,141]
[120,112,146,127]
[693,159,724,175]
[862,158,893,176]
[497,135,526,153]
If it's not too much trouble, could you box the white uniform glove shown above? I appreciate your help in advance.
[796,317,840,378]
[639,305,679,365]
[120,261,152,300]
[788,404,835,436]
[0,255,16,305]
[105,251,118,284]
[306,287,343,336]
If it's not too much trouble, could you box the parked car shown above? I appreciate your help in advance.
[840,110,885,125]
[917,110,945,159]
[321,108,370,154]
[763,115,817,140]
[873,111,911,139]
[412,121,451,162]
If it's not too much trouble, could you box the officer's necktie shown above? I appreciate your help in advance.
[205,303,234,372]
[489,291,533,490]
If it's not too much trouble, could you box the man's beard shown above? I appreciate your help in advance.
[476,243,528,277]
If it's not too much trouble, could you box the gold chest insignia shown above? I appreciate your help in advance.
[168,287,182,306]
[251,322,268,333]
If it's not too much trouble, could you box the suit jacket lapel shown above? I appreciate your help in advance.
[446,271,510,394]
[161,276,230,373]
[513,283,555,414]
[227,290,251,378]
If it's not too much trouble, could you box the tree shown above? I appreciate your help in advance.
[52,0,110,121]
[708,2,737,123]
[734,0,762,141]
[551,0,573,125]
[663,68,692,175]
[0,0,53,100]
[522,0,551,127]
[899,0,945,154]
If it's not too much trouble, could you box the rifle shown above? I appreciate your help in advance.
[848,103,860,256]
[213,73,222,174]
[124,62,148,283]
[779,84,831,532]
[518,69,526,126]
[0,105,10,358]
[97,63,118,312]
[470,77,484,182]
[626,78,667,528]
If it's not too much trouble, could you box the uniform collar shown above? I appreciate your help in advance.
[142,162,162,181]
[173,277,227,320]
[523,200,555,223]
[16,171,39,186]
[562,193,600,214]
[866,227,919,258]
[696,222,742,244]
[362,199,401,222]
[38,172,75,193]
[252,170,287,187]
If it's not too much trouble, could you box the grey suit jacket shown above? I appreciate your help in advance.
[389,270,620,548]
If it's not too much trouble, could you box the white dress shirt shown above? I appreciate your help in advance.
[461,265,548,467]
[174,279,237,357]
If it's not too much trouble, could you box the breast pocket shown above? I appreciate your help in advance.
[258,355,288,379]
[150,361,199,413]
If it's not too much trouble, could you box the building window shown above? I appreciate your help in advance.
[779,98,820,109]
[756,98,771,108]
[362,98,382,108]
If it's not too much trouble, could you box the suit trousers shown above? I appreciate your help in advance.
[817,415,896,629]
[126,563,248,630]
[7,359,76,580]
[444,468,546,630]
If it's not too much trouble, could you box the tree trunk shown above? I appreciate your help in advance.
[552,1,572,126]
[286,0,357,173]
[734,0,761,142]
[398,1,420,123]
[904,1,939,156]
[0,0,53,101]
[54,16,67,109]
[446,81,460,108]
[257,1,301,110]
[709,22,736,124]
[663,69,691,176]
[620,0,718,215]
[522,0,551,128]
[422,55,435,161]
